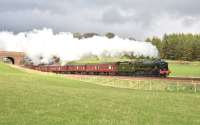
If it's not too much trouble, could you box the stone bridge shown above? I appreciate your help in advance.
[0,51,25,65]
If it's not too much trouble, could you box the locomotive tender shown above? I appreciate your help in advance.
[30,59,170,77]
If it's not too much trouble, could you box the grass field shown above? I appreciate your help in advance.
[168,61,200,77]
[0,63,200,125]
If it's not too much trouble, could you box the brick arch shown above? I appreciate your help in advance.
[0,51,25,65]
[4,57,15,64]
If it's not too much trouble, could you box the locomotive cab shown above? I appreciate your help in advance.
[155,60,170,77]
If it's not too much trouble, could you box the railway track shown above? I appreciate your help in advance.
[166,77,200,82]
[119,76,200,82]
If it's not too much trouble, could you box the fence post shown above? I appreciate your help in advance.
[149,80,152,91]
[137,80,140,89]
[177,82,179,92]
[129,81,132,88]
[194,81,197,93]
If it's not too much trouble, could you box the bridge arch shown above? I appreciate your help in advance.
[3,57,15,64]
[0,51,25,65]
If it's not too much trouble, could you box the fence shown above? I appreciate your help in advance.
[68,76,200,93]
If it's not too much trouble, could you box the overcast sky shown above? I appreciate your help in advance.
[0,0,200,40]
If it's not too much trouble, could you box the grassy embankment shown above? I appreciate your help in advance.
[0,63,200,125]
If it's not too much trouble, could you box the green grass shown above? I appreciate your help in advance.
[169,61,200,77]
[0,63,200,125]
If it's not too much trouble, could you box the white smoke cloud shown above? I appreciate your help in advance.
[0,28,158,64]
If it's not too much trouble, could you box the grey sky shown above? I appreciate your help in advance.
[0,0,200,40]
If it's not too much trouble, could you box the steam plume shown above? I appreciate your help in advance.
[0,28,158,64]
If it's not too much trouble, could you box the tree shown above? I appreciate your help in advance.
[122,52,136,60]
[146,33,200,61]
[129,37,136,41]
[52,56,60,64]
[83,33,99,38]
[73,32,82,39]
[146,37,162,57]
[105,32,115,39]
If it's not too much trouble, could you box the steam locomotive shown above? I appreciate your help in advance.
[29,59,170,77]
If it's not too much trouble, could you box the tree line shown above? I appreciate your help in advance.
[146,34,200,61]
[73,32,116,39]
